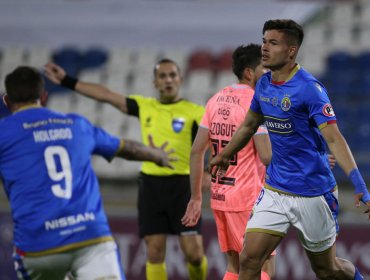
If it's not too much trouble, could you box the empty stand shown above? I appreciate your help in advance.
[183,70,214,105]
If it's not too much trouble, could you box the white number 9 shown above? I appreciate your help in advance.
[44,146,73,199]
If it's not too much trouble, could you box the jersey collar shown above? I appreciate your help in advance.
[14,104,42,113]
[271,64,300,85]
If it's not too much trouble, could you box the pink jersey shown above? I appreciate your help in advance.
[201,84,268,211]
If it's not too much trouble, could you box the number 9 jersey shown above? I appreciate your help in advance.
[0,106,120,255]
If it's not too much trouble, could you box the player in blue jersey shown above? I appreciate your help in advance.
[210,19,370,280]
[0,66,176,280]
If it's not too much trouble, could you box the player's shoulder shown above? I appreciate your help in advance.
[180,98,204,110]
[128,94,155,104]
[297,67,327,93]
[255,72,271,93]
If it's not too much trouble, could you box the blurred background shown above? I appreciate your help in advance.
[0,0,370,279]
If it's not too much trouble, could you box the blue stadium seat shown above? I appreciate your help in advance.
[326,51,355,72]
[80,47,108,70]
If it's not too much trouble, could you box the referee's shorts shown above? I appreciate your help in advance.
[138,172,202,238]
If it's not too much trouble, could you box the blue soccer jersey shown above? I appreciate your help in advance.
[250,65,337,196]
[0,94,11,119]
[0,106,120,254]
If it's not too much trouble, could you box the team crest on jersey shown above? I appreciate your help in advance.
[281,96,291,111]
[322,103,335,117]
[172,118,185,133]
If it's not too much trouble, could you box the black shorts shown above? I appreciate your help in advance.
[138,172,202,238]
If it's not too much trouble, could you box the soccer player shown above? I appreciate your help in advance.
[44,59,208,280]
[210,19,370,280]
[0,66,176,280]
[181,44,274,280]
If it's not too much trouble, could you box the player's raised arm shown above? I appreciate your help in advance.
[320,123,370,217]
[44,62,128,113]
[115,135,177,169]
[181,127,209,227]
[209,109,264,177]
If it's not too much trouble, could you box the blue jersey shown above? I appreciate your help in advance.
[250,65,337,196]
[0,106,120,254]
[0,94,11,119]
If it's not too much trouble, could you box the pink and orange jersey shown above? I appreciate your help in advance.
[201,84,267,211]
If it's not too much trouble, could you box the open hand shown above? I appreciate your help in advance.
[148,135,177,169]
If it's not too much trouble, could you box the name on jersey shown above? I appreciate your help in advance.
[45,212,95,231]
[264,116,294,135]
[33,128,73,143]
[210,122,237,137]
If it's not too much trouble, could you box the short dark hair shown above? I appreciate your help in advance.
[232,44,262,80]
[263,19,304,47]
[153,58,181,76]
[5,66,44,103]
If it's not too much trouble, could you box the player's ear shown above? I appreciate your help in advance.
[3,95,11,108]
[289,45,298,59]
[40,90,48,107]
[243,68,253,82]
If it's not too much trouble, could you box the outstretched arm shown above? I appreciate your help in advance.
[321,123,370,217]
[181,127,209,227]
[44,62,128,113]
[115,135,177,169]
[209,110,264,176]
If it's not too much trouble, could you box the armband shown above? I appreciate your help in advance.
[60,75,78,90]
[348,169,370,203]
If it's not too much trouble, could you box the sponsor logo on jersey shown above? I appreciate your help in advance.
[260,95,278,106]
[281,96,291,111]
[172,118,185,133]
[216,94,240,105]
[145,116,152,128]
[260,95,270,103]
[45,212,95,230]
[217,105,231,120]
[264,116,294,135]
[322,103,335,117]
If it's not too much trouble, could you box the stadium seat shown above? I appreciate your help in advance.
[159,48,189,74]
[47,93,74,114]
[326,51,355,72]
[214,71,236,92]
[26,47,52,69]
[186,49,215,73]
[0,47,25,79]
[183,70,214,105]
[214,48,233,72]
[80,47,108,70]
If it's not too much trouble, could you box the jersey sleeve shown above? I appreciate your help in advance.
[255,124,268,135]
[72,114,120,161]
[250,81,262,114]
[127,95,148,118]
[304,81,336,128]
[126,97,139,117]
